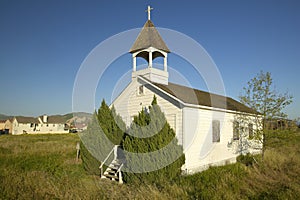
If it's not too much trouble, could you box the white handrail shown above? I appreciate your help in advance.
[99,147,114,169]
[99,146,115,177]
[117,163,123,173]
[117,163,124,184]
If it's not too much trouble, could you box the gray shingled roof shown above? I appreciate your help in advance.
[152,82,259,114]
[15,116,66,124]
[15,116,39,124]
[47,116,66,124]
[39,115,66,124]
[130,20,170,54]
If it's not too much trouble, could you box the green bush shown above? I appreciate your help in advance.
[80,140,101,175]
[97,100,126,145]
[122,96,185,185]
[237,153,255,166]
[80,100,126,175]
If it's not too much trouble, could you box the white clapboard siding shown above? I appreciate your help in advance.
[112,78,261,174]
[182,108,238,173]
[112,79,183,145]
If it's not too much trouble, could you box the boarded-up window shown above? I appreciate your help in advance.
[138,85,144,95]
[233,121,239,140]
[248,123,253,139]
[212,120,220,143]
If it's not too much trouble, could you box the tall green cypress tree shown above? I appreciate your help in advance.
[97,100,125,145]
[123,95,185,184]
[80,112,112,175]
[80,100,126,175]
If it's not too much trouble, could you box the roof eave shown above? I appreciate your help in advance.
[137,76,260,115]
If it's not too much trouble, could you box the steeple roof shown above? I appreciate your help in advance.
[130,20,170,54]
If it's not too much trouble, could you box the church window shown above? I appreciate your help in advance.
[233,121,240,140]
[212,120,220,143]
[138,85,144,95]
[248,123,253,139]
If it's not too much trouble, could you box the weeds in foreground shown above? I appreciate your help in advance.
[0,131,299,199]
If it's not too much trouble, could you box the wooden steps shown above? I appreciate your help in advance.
[100,146,125,184]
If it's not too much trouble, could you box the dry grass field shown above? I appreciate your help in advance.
[0,130,299,199]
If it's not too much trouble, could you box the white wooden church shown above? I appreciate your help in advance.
[112,7,261,174]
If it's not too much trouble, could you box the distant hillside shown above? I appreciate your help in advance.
[0,114,13,121]
[65,112,92,125]
[42,112,92,125]
[0,112,92,124]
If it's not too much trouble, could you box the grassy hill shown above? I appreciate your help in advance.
[0,131,299,199]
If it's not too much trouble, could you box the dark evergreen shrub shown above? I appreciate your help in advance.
[80,140,101,175]
[80,100,126,175]
[97,100,125,145]
[122,96,185,184]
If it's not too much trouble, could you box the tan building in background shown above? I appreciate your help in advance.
[11,115,68,135]
[0,119,12,134]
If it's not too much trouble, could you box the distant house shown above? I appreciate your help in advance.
[36,115,68,133]
[65,114,91,132]
[265,118,297,130]
[0,119,12,134]
[12,115,68,135]
[74,123,88,132]
[12,117,39,135]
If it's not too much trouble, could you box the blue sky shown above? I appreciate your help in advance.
[0,0,299,119]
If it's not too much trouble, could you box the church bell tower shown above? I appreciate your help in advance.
[130,6,170,85]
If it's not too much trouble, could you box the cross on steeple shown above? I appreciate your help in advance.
[146,5,153,20]
[131,5,170,85]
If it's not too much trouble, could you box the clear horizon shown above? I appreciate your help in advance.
[1,0,299,119]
